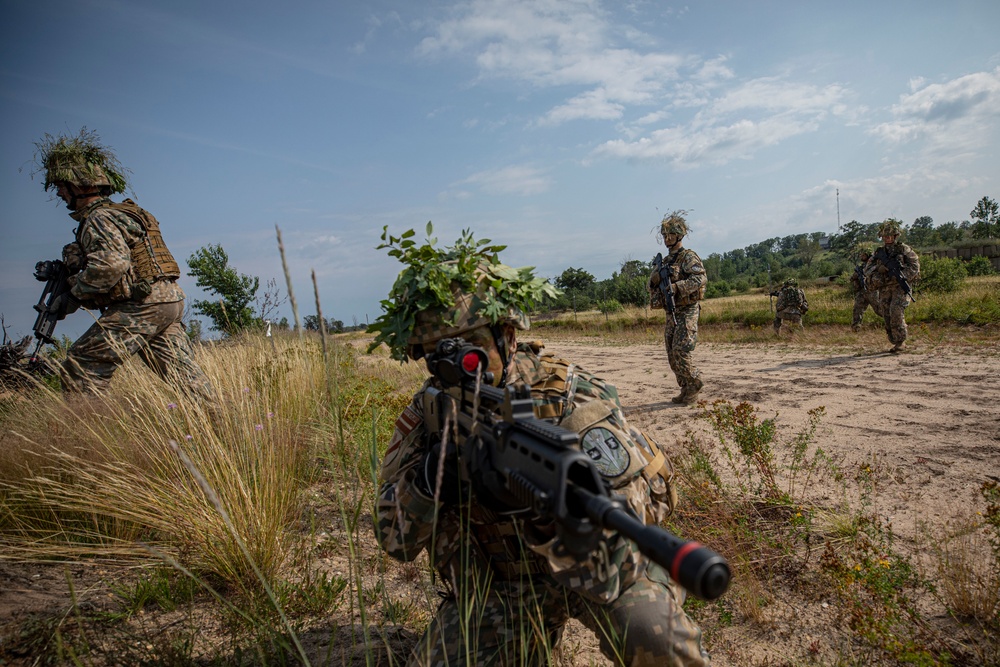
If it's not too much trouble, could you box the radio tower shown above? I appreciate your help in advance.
[836,188,841,229]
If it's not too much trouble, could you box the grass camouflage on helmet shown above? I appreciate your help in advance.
[33,127,130,194]
[659,210,690,237]
[877,218,904,238]
[367,223,560,362]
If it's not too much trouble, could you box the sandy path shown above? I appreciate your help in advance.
[544,339,1000,540]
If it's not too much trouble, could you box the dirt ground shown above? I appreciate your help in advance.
[2,333,999,665]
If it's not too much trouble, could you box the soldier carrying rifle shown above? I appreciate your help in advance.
[864,218,920,353]
[29,128,214,402]
[368,224,718,666]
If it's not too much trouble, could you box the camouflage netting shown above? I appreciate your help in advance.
[659,210,690,237]
[0,335,32,389]
[32,127,130,194]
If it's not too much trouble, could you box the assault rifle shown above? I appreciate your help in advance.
[30,259,72,362]
[651,253,678,326]
[421,338,731,601]
[873,247,915,302]
[853,264,866,292]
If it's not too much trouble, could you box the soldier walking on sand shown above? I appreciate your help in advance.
[647,211,707,405]
[850,244,882,331]
[32,128,215,402]
[773,278,809,335]
[864,218,920,352]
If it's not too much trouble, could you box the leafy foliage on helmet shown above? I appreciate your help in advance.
[33,127,130,194]
[783,278,798,287]
[367,223,561,362]
[851,242,875,261]
[877,218,904,238]
[660,210,690,237]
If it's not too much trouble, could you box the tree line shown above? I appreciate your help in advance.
[184,196,998,335]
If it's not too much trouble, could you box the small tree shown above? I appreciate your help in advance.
[970,196,999,239]
[186,244,260,336]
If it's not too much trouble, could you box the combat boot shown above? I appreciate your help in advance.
[851,323,861,332]
[891,341,905,353]
[671,385,687,403]
[675,377,703,405]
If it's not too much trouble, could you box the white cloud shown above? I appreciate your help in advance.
[869,67,1000,150]
[455,165,552,196]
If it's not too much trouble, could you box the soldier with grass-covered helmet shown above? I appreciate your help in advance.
[864,217,920,352]
[850,243,882,331]
[30,128,214,403]
[647,210,707,405]
[369,224,713,666]
[773,277,808,334]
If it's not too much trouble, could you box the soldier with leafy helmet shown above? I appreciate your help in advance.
[30,128,214,402]
[369,224,713,666]
[865,217,920,351]
[850,244,882,331]
[647,210,707,404]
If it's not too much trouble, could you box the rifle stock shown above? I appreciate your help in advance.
[422,338,731,601]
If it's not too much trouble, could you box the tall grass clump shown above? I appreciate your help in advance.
[0,332,330,595]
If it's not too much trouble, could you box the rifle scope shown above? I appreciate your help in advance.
[425,338,492,387]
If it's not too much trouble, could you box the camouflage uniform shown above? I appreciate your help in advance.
[865,241,920,348]
[376,343,710,667]
[850,258,882,330]
[61,198,214,402]
[648,248,707,401]
[773,283,808,333]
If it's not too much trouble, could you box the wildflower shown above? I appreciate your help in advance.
[853,564,862,571]
[243,387,250,393]
[184,434,193,441]
[255,424,263,431]
[267,412,274,418]
[167,403,177,410]
[795,512,803,518]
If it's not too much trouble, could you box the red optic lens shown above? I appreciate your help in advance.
[462,352,481,373]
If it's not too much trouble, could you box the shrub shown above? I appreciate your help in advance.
[966,255,995,276]
[597,299,623,314]
[705,281,732,299]
[919,257,967,293]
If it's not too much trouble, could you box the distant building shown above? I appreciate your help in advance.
[819,235,832,249]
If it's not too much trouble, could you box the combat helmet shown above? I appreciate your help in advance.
[783,278,798,288]
[33,128,129,195]
[877,218,904,239]
[660,210,690,238]
[367,223,558,363]
[852,242,875,262]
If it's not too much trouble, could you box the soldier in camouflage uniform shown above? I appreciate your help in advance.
[647,212,707,405]
[772,278,808,334]
[864,218,920,352]
[850,244,882,331]
[34,129,214,402]
[371,230,712,666]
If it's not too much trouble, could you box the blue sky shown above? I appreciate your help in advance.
[2,0,999,340]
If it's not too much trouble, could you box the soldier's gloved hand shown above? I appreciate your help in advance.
[417,439,466,504]
[877,264,889,274]
[62,243,84,272]
[47,293,81,319]
[670,265,680,280]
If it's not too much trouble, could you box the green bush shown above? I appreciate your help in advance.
[597,298,623,314]
[966,255,995,276]
[919,257,967,293]
[705,281,732,299]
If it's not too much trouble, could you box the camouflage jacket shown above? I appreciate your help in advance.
[648,246,707,309]
[864,242,920,292]
[68,198,183,306]
[775,287,808,317]
[375,342,676,604]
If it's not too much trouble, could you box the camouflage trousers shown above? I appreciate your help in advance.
[663,304,701,390]
[772,314,803,332]
[878,287,910,345]
[62,299,215,403]
[851,289,883,326]
[408,562,710,666]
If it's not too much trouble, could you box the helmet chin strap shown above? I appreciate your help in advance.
[489,324,511,386]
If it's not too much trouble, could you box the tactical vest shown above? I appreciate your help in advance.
[76,199,181,305]
[666,249,706,307]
